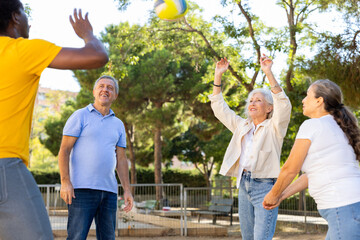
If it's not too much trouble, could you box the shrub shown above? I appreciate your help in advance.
[32,167,207,187]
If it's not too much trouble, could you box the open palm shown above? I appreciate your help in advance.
[260,54,273,73]
[215,57,229,75]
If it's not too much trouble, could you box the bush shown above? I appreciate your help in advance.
[30,170,60,184]
[31,167,207,187]
[132,167,154,184]
[163,168,206,187]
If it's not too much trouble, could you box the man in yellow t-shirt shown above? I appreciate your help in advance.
[0,0,108,239]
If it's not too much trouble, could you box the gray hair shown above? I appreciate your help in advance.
[93,75,119,94]
[245,88,274,119]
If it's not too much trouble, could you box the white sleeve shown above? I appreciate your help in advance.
[271,89,292,138]
[208,92,245,133]
[296,119,321,141]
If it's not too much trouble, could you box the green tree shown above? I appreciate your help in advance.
[124,48,209,200]
[94,20,213,199]
[166,122,231,188]
[99,23,154,187]
[41,88,94,156]
[41,100,76,156]
[302,0,360,109]
[304,33,360,108]
[30,105,58,170]
[30,89,78,169]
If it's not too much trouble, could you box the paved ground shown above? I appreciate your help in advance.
[55,234,326,240]
[54,223,327,240]
[53,213,328,239]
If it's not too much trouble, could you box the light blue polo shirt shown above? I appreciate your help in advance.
[63,104,126,194]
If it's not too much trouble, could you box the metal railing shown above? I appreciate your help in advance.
[183,187,237,236]
[38,183,184,237]
[38,183,325,237]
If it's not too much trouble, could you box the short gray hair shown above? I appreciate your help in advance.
[93,75,119,94]
[245,88,274,119]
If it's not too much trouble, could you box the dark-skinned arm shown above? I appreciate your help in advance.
[49,9,108,70]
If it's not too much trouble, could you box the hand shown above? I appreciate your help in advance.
[215,57,229,76]
[60,181,75,205]
[122,191,134,213]
[262,191,281,210]
[260,54,273,74]
[69,9,94,42]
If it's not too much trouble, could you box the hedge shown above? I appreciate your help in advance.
[30,167,207,187]
[30,169,61,184]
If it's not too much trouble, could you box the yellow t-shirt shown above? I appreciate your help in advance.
[0,37,62,166]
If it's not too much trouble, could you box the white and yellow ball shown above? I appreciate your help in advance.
[154,0,188,21]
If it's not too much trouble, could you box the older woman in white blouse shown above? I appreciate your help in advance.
[208,55,291,240]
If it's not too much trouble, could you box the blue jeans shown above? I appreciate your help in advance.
[0,158,54,240]
[238,171,278,240]
[67,189,117,240]
[318,201,360,240]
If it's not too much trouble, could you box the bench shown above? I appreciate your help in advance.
[194,197,233,225]
[135,200,157,213]
[119,199,157,214]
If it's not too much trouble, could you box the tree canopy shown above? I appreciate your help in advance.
[40,0,360,189]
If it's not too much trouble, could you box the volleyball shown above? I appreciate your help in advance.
[154,0,188,21]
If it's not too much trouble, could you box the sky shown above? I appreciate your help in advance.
[21,0,342,92]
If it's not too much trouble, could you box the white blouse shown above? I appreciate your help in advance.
[236,123,255,188]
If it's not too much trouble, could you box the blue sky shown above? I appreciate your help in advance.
[22,0,341,92]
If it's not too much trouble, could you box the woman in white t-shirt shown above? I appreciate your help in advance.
[263,79,360,239]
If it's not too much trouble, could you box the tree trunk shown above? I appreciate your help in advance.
[124,122,137,196]
[285,2,298,92]
[285,36,297,92]
[204,168,212,202]
[154,125,163,203]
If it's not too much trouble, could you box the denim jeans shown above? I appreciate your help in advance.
[0,158,54,240]
[67,189,117,240]
[318,201,360,240]
[238,171,278,240]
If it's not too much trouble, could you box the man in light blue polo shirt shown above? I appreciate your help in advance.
[58,75,133,240]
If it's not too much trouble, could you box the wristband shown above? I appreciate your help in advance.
[212,82,222,87]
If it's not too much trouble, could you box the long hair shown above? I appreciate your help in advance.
[0,0,22,33]
[312,79,360,160]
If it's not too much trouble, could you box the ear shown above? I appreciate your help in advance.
[317,97,324,105]
[11,11,21,25]
[267,105,273,113]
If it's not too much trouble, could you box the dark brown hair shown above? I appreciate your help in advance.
[312,79,360,161]
[0,0,22,32]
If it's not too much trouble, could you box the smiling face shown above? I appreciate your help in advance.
[93,78,118,107]
[248,92,273,122]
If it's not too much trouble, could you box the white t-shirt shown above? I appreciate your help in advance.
[296,114,360,209]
